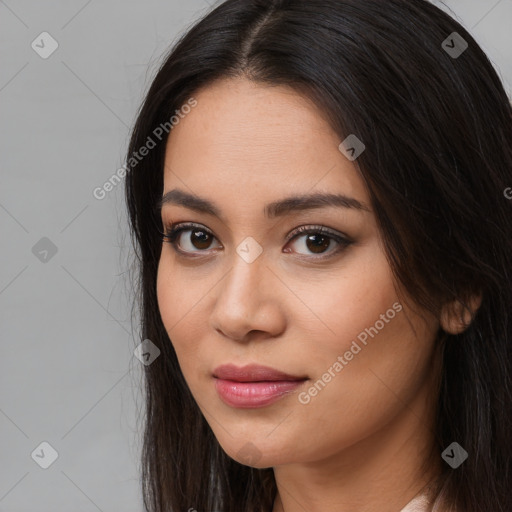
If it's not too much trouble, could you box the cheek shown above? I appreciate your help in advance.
[286,245,437,439]
[293,241,399,356]
[156,258,205,365]
[292,307,437,460]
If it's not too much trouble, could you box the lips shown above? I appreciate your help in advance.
[212,363,307,382]
[212,364,308,408]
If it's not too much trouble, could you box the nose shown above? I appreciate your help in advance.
[209,249,286,343]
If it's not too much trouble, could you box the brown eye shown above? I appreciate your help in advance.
[185,229,214,250]
[162,223,221,254]
[285,225,352,259]
[288,232,338,255]
[304,233,331,254]
[162,223,351,260]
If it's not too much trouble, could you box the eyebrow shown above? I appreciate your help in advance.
[157,188,371,219]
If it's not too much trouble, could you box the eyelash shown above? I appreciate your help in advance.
[160,222,353,261]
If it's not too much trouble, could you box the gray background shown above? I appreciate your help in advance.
[1,1,510,511]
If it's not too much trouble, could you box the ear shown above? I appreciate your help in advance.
[439,292,483,335]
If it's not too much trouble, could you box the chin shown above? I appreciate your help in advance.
[216,436,295,468]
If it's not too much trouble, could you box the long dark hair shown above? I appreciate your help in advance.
[124,0,512,510]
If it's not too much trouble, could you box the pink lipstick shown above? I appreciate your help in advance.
[213,364,307,408]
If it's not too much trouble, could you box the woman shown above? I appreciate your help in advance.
[124,0,512,510]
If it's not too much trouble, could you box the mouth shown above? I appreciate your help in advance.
[212,364,308,408]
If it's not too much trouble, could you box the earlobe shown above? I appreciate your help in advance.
[439,293,483,334]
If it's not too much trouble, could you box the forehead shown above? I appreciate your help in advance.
[163,77,368,209]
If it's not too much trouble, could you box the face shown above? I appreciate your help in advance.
[156,77,441,469]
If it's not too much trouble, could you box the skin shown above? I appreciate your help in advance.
[156,76,460,512]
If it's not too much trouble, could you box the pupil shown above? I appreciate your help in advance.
[192,229,211,249]
[306,234,329,254]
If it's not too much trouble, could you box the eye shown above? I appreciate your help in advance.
[161,222,221,255]
[284,225,352,259]
[161,222,352,260]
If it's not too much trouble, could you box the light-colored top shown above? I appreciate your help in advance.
[400,492,430,512]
